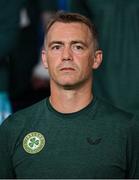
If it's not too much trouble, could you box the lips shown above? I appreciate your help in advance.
[60,67,75,71]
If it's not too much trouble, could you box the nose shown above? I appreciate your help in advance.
[62,46,73,61]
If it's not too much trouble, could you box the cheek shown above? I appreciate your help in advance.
[47,52,62,66]
[75,54,93,70]
[47,62,55,73]
[47,51,62,59]
[47,53,58,66]
[47,60,59,78]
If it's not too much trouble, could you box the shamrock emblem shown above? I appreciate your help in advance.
[29,137,39,148]
[23,132,45,154]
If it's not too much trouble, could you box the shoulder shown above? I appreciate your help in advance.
[0,98,48,135]
[13,98,47,119]
[94,98,139,147]
[96,97,139,128]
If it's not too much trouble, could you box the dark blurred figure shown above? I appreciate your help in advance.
[69,0,139,115]
[9,0,58,112]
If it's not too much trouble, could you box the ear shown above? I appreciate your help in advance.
[42,49,48,69]
[92,50,103,69]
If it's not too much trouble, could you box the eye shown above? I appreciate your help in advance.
[72,44,85,52]
[75,45,83,50]
[51,45,61,50]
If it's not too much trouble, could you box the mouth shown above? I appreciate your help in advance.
[60,67,75,71]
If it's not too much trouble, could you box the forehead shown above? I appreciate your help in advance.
[46,22,92,42]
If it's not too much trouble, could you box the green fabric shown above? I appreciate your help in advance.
[69,0,139,115]
[0,97,139,178]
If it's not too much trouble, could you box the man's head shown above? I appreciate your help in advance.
[42,11,102,89]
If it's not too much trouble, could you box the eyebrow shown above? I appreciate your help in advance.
[48,41,64,47]
[71,41,88,47]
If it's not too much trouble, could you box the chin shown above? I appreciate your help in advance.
[57,80,77,89]
[57,77,86,89]
[60,81,84,90]
[63,85,77,90]
[59,78,77,86]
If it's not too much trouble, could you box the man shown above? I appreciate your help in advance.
[0,12,139,179]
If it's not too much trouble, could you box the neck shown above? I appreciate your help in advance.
[49,82,93,113]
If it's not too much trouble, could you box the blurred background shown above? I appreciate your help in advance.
[0,0,139,124]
